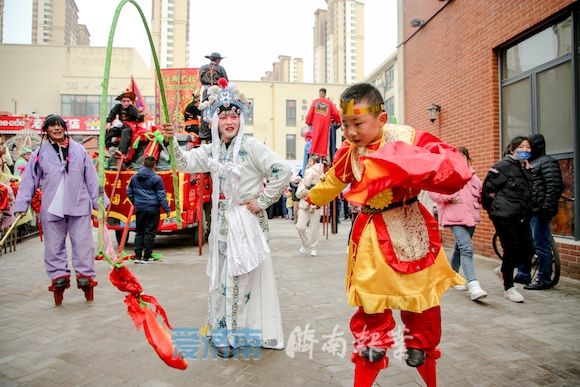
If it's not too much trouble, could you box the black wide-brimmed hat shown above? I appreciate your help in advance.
[205,52,225,60]
[115,90,136,101]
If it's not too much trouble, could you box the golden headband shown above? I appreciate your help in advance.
[340,99,385,116]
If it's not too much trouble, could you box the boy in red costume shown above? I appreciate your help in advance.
[306,84,470,386]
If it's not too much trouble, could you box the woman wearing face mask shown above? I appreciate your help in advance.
[482,136,535,303]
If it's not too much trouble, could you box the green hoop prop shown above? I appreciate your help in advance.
[97,0,182,255]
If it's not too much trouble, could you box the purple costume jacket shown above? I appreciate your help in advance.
[14,139,99,279]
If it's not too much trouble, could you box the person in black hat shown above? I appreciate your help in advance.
[105,90,145,158]
[199,52,228,143]
[199,52,228,87]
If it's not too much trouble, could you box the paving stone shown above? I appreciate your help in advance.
[1,220,579,386]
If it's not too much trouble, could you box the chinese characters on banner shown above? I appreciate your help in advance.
[104,170,178,223]
[0,116,156,134]
[155,68,200,130]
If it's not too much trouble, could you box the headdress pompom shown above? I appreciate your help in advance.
[218,78,229,89]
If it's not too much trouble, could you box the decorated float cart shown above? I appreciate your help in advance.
[98,129,211,249]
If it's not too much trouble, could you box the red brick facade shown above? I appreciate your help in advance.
[402,0,579,278]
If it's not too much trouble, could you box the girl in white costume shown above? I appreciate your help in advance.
[162,79,291,357]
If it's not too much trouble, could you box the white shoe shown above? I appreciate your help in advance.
[299,246,306,255]
[310,249,318,257]
[452,284,467,291]
[494,266,503,281]
[467,280,488,301]
[504,287,524,303]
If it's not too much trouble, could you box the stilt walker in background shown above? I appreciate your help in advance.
[306,84,471,387]
[305,87,342,233]
[14,115,99,306]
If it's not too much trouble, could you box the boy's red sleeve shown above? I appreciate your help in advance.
[358,130,471,200]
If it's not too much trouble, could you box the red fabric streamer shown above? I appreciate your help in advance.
[31,189,42,213]
[110,266,188,370]
[109,266,143,296]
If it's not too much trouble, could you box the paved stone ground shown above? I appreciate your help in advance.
[1,218,579,387]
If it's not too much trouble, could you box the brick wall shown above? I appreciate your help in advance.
[402,0,579,278]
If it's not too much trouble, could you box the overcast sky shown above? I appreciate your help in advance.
[3,0,398,82]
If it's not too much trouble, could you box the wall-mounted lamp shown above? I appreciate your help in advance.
[409,18,426,28]
[427,104,441,123]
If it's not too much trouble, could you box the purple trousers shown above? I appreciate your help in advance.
[41,215,95,279]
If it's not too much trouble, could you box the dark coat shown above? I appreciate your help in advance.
[107,104,144,123]
[529,134,564,219]
[127,167,171,214]
[199,62,228,86]
[482,156,532,221]
[289,181,300,202]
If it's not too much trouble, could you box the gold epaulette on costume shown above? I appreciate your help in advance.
[383,123,416,145]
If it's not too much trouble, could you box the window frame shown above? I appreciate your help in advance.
[499,9,579,240]
[286,99,297,127]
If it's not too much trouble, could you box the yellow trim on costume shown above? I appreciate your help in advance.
[347,225,464,314]
[367,189,393,209]
[107,209,178,223]
[340,99,385,116]
[308,169,348,207]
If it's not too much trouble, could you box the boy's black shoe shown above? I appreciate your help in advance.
[360,347,386,362]
[405,349,426,367]
[524,279,552,290]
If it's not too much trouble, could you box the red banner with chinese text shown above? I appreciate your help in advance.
[0,116,155,134]
[155,68,200,130]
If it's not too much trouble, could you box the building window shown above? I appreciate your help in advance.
[502,17,572,80]
[500,14,576,238]
[385,66,394,91]
[286,99,297,127]
[245,98,254,126]
[85,96,100,116]
[286,134,296,160]
[61,94,155,118]
[384,97,395,118]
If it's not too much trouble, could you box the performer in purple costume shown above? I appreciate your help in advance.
[14,114,99,306]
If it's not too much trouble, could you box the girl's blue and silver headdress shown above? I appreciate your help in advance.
[199,78,248,122]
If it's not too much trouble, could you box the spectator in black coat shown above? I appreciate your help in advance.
[127,156,171,263]
[482,136,534,303]
[521,134,564,290]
